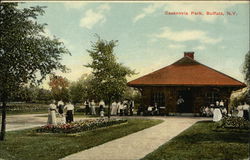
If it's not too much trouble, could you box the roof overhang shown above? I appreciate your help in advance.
[128,83,246,88]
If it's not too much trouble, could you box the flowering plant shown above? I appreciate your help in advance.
[218,116,250,129]
[37,118,127,133]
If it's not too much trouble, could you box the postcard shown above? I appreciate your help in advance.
[0,1,249,160]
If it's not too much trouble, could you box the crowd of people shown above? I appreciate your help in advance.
[200,100,250,122]
[83,99,134,116]
[47,98,250,125]
[200,100,227,118]
[236,102,250,120]
[47,99,135,125]
[47,100,74,125]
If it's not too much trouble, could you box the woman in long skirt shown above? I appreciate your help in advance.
[213,107,222,122]
[91,100,96,115]
[48,101,57,125]
[111,101,117,115]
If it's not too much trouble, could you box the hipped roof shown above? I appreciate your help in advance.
[128,56,246,87]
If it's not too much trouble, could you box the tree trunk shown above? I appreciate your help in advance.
[0,100,7,141]
[108,99,111,119]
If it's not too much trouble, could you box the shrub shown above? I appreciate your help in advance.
[218,116,250,129]
[36,118,127,133]
[2,103,49,112]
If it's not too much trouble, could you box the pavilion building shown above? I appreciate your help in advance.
[128,52,246,115]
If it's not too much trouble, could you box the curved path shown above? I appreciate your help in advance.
[62,116,210,160]
[3,114,211,160]
[5,114,90,131]
[5,114,48,131]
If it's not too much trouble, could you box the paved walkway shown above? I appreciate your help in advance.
[3,114,211,160]
[4,114,90,131]
[62,117,210,160]
[5,114,48,131]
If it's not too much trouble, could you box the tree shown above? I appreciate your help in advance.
[49,75,70,102]
[14,85,39,102]
[9,86,52,103]
[0,3,70,140]
[243,51,250,86]
[69,74,93,104]
[86,36,135,118]
[124,86,142,107]
[36,88,52,103]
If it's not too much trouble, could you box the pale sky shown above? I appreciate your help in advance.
[19,1,249,88]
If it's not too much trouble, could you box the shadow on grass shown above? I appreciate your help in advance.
[179,121,249,143]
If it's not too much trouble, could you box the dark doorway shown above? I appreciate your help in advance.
[178,89,193,113]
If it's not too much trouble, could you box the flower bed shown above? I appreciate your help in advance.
[217,116,250,129]
[36,118,128,133]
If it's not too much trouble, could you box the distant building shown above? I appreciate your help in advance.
[128,52,246,114]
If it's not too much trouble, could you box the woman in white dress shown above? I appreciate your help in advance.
[237,103,244,117]
[213,106,222,122]
[48,101,57,125]
[111,101,117,115]
[91,100,96,115]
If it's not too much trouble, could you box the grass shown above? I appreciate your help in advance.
[142,121,250,160]
[0,118,163,160]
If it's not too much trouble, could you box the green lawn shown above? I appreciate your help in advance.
[142,121,250,160]
[0,118,162,160]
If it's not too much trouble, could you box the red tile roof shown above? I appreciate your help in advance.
[128,56,246,87]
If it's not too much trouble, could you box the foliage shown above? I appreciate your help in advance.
[37,118,127,133]
[0,3,70,98]
[69,74,94,104]
[36,88,52,103]
[229,87,249,111]
[9,86,52,103]
[142,121,250,160]
[49,75,70,102]
[11,86,39,102]
[85,36,135,113]
[243,51,250,85]
[217,116,250,129]
[0,2,70,140]
[3,103,49,112]
[124,87,141,108]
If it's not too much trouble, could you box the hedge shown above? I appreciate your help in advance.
[0,103,49,112]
